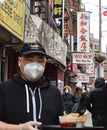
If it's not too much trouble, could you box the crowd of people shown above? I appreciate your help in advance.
[62,82,87,116]
[62,76,107,128]
[0,41,106,129]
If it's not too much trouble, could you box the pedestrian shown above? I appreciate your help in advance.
[85,77,105,127]
[71,82,86,115]
[102,80,107,128]
[62,85,74,114]
[0,42,64,130]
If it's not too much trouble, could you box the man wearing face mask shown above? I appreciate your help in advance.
[0,42,64,130]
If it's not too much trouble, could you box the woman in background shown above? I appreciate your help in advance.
[62,85,74,114]
[71,82,86,115]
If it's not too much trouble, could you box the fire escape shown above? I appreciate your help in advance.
[30,0,57,30]
[64,0,78,61]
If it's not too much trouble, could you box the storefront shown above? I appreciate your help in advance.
[0,1,67,85]
[0,0,26,81]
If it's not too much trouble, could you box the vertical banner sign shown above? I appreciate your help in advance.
[77,12,90,52]
[53,0,63,37]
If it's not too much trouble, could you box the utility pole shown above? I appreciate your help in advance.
[98,0,102,77]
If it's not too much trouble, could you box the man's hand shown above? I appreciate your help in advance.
[19,121,42,130]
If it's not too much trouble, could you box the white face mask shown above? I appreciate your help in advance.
[65,89,69,93]
[22,62,45,80]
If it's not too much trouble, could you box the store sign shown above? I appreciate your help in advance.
[24,15,40,43]
[86,64,95,77]
[25,15,67,66]
[77,12,90,52]
[0,0,26,41]
[71,73,89,83]
[103,11,107,16]
[102,7,107,20]
[45,32,67,66]
[65,62,72,72]
[73,53,93,64]
[53,0,63,37]
[71,64,78,75]
[65,63,77,75]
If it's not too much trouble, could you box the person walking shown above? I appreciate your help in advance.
[102,80,107,128]
[71,82,86,115]
[62,85,74,114]
[0,42,64,130]
[85,77,105,127]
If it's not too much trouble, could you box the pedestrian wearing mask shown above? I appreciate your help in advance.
[85,77,105,127]
[0,42,64,130]
[62,85,74,114]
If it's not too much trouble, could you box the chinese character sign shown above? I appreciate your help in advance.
[77,12,90,52]
[53,0,63,37]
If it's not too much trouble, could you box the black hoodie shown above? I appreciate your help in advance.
[85,77,105,126]
[0,74,64,125]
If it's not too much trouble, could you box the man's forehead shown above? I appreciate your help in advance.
[21,53,46,58]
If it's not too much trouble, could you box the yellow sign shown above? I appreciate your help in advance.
[0,0,26,41]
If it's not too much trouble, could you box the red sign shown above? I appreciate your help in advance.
[71,64,78,75]
[65,62,77,75]
[65,62,72,72]
[103,11,107,16]
[77,12,90,52]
